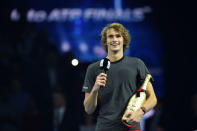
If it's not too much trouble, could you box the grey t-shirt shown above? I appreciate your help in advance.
[82,56,152,131]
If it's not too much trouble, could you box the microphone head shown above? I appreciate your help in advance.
[100,58,110,71]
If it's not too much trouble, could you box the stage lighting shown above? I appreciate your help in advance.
[71,59,79,66]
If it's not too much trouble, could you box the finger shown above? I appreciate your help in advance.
[126,118,133,123]
[97,75,107,80]
[125,112,131,118]
[127,117,136,123]
[99,76,107,81]
[98,82,105,87]
[99,73,107,77]
[98,80,106,85]
[97,79,106,83]
[97,75,107,81]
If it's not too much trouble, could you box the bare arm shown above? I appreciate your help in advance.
[83,90,98,114]
[83,73,107,114]
[142,82,157,111]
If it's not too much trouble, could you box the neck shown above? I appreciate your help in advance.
[106,51,123,62]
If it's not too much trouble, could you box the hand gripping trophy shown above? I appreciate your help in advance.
[122,74,152,127]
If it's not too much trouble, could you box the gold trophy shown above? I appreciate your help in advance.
[122,74,152,127]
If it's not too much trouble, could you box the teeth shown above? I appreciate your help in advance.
[111,43,119,46]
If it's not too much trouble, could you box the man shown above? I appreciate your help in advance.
[44,89,79,131]
[82,23,157,131]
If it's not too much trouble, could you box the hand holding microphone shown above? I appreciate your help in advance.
[93,73,107,91]
[93,58,110,91]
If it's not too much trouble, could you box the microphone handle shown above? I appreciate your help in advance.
[100,70,107,88]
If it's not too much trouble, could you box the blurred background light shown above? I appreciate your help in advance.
[71,59,79,66]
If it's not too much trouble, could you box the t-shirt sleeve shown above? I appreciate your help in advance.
[137,58,154,84]
[82,65,95,93]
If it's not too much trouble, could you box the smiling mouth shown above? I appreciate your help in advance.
[110,42,119,46]
[111,44,119,45]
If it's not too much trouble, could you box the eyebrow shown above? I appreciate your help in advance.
[107,34,121,37]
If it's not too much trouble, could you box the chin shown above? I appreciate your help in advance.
[111,49,120,53]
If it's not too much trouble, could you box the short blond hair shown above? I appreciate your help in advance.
[101,23,131,52]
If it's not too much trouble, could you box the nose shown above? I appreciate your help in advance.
[112,36,118,41]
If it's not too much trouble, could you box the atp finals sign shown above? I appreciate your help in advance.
[10,6,151,23]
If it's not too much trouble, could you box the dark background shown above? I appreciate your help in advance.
[0,0,196,131]
[156,1,196,131]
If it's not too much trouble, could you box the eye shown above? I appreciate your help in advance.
[116,34,121,38]
[108,35,113,38]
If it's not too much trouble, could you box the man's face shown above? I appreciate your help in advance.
[106,28,124,53]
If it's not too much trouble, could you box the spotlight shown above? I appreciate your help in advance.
[71,59,79,66]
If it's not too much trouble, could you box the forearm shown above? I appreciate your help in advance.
[84,73,107,114]
[84,88,98,114]
[141,82,157,112]
[142,93,157,112]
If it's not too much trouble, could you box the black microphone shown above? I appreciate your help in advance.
[99,58,110,88]
[100,58,110,74]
